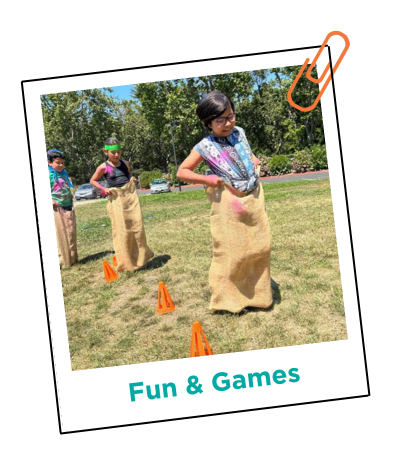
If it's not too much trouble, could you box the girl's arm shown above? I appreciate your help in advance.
[177,149,223,188]
[90,164,110,194]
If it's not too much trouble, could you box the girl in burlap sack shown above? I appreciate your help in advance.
[90,138,154,272]
[177,91,272,313]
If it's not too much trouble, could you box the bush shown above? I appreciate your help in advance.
[311,145,328,171]
[258,154,272,177]
[139,170,163,189]
[291,149,312,173]
[269,155,291,176]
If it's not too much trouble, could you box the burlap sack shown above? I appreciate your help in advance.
[107,178,154,272]
[53,207,78,269]
[206,181,272,313]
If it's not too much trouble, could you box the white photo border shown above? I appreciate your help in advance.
[21,44,369,434]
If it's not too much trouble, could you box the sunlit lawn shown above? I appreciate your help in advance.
[61,178,347,370]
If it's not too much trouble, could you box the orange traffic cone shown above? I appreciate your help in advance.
[190,321,213,357]
[103,260,119,283]
[157,281,175,314]
[112,255,118,267]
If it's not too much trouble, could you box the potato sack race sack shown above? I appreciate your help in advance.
[206,182,273,313]
[107,178,154,271]
[53,208,78,269]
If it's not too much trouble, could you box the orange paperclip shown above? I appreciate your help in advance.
[287,31,350,112]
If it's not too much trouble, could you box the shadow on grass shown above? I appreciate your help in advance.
[212,277,281,316]
[135,254,171,272]
[78,250,114,265]
[78,252,171,272]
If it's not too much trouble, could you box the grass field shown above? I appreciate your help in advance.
[62,178,347,370]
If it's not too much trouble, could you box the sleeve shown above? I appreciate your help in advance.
[194,139,205,157]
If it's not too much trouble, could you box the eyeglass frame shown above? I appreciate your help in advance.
[211,113,237,127]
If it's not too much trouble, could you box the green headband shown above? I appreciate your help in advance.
[105,144,121,151]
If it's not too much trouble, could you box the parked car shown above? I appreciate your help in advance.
[75,183,103,201]
[150,178,171,194]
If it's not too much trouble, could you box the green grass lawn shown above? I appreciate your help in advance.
[62,179,347,370]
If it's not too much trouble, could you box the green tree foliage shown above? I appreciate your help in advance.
[274,66,325,150]
[41,89,121,183]
[41,67,326,183]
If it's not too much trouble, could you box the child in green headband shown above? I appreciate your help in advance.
[90,138,154,272]
[91,138,131,192]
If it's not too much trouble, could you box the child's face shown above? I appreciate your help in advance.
[105,150,122,165]
[49,157,65,172]
[210,106,236,138]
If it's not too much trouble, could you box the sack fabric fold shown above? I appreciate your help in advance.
[53,207,78,269]
[206,181,272,313]
[107,178,154,272]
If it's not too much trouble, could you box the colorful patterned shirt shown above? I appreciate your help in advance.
[194,126,258,192]
[49,167,73,207]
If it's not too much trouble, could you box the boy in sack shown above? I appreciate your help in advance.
[48,149,78,268]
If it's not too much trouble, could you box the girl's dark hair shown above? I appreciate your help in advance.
[104,137,120,146]
[196,91,235,130]
[47,150,65,162]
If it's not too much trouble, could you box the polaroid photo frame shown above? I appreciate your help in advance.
[22,41,369,433]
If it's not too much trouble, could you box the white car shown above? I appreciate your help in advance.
[150,178,171,194]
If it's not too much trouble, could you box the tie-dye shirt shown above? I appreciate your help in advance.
[49,168,73,207]
[194,126,258,193]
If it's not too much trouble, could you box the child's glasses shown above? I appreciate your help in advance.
[213,113,236,127]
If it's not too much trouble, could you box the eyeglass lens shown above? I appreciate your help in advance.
[215,113,236,126]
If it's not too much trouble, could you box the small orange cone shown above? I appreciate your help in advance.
[190,321,213,357]
[157,282,175,314]
[103,260,119,283]
[112,255,118,267]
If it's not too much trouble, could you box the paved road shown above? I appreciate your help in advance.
[75,170,329,205]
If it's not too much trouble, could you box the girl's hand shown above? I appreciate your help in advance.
[204,175,224,188]
[52,199,59,209]
[104,188,113,196]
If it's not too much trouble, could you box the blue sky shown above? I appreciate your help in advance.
[103,73,279,102]
[103,84,133,101]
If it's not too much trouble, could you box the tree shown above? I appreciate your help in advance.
[41,89,121,183]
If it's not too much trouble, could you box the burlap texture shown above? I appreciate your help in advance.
[53,207,78,269]
[107,178,154,272]
[206,182,272,313]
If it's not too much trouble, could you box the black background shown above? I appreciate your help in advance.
[19,25,370,436]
